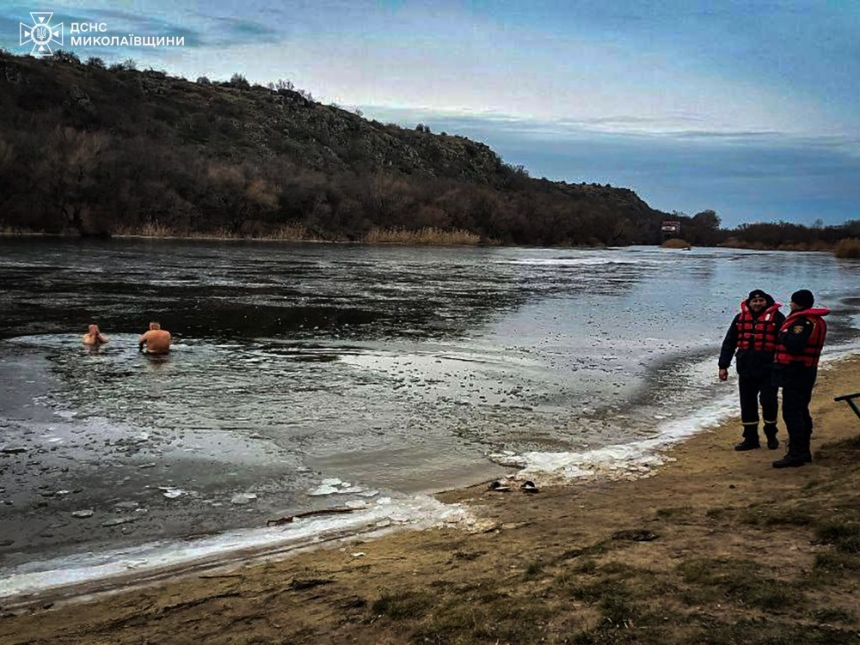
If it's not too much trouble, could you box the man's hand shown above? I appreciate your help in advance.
[718,368,728,381]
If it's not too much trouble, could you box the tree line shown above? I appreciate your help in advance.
[0,50,857,250]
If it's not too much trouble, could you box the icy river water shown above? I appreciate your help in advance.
[2,238,859,600]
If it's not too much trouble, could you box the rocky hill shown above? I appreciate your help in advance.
[0,50,672,244]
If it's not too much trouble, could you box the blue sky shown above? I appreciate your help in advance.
[2,1,858,227]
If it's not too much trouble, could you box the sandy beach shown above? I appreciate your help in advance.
[2,356,860,644]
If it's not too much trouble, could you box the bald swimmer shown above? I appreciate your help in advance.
[138,321,171,355]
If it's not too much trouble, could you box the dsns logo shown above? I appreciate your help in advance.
[20,11,64,56]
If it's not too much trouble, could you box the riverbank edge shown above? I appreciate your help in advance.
[2,355,860,644]
[0,228,495,246]
[4,230,857,254]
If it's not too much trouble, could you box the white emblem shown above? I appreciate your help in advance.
[20,12,64,56]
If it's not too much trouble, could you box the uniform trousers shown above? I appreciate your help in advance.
[779,366,817,455]
[738,371,778,439]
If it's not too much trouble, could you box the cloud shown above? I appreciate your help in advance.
[185,13,281,47]
[358,106,788,141]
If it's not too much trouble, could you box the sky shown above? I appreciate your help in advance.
[2,1,859,228]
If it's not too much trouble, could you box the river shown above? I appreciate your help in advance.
[2,238,859,599]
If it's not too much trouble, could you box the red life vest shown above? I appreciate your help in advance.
[774,307,829,367]
[735,300,781,353]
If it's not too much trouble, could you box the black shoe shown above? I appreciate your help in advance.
[734,440,761,451]
[802,452,812,463]
[773,454,806,468]
[766,435,780,450]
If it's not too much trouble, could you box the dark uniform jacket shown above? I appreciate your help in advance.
[718,294,786,379]
[771,307,830,386]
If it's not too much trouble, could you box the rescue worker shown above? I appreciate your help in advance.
[718,289,785,451]
[772,289,829,468]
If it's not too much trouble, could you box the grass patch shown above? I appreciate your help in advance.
[677,558,803,611]
[363,226,483,246]
[661,237,691,249]
[565,578,626,604]
[371,590,435,620]
[523,559,546,579]
[814,551,860,574]
[689,620,860,645]
[741,504,815,527]
[816,520,860,553]
[815,434,860,464]
[834,238,860,259]
[408,604,484,644]
[599,589,642,628]
[561,542,612,561]
[575,558,599,574]
[656,505,694,520]
[476,590,510,604]
[810,606,857,625]
[409,595,557,645]
[705,506,731,519]
[835,535,860,553]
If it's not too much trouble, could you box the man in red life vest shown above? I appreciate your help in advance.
[772,289,829,468]
[718,289,786,451]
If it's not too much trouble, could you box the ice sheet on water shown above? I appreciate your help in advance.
[494,346,860,486]
[505,257,648,267]
[308,478,367,496]
[491,391,738,484]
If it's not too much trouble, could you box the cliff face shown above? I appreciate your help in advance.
[0,51,667,244]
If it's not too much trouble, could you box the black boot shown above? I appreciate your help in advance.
[735,426,760,451]
[772,453,805,468]
[773,441,807,468]
[763,424,780,450]
[735,439,760,451]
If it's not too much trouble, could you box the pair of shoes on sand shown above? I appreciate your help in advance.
[488,480,539,493]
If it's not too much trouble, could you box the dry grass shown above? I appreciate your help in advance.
[112,222,181,237]
[0,226,51,236]
[111,222,325,241]
[363,227,484,245]
[721,238,836,252]
[660,237,691,249]
[108,223,485,245]
[266,223,316,241]
[834,238,860,259]
[778,240,833,252]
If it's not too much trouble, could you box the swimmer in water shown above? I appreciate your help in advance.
[138,321,171,355]
[82,323,109,346]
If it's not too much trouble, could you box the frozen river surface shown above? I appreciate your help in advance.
[1,239,859,599]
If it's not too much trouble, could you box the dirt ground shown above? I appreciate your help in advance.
[3,357,860,645]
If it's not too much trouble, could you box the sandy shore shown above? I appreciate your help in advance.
[2,356,860,644]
